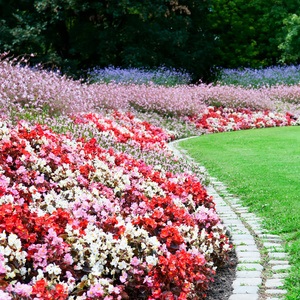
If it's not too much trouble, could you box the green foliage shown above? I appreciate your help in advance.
[279,14,300,64]
[2,0,300,79]
[0,0,216,81]
[208,0,299,69]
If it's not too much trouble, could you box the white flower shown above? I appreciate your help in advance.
[111,257,119,267]
[118,238,128,250]
[146,255,158,266]
[89,254,97,266]
[108,284,114,293]
[0,231,6,241]
[46,263,61,275]
[153,164,162,170]
[3,246,11,256]
[35,269,45,281]
[118,260,127,270]
[29,186,37,194]
[147,236,160,250]
[0,194,14,205]
[20,267,27,276]
[32,192,42,200]
[223,244,230,251]
[14,250,26,263]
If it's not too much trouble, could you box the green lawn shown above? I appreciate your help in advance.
[179,126,300,299]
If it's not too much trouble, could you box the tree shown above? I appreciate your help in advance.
[0,0,216,81]
[207,0,299,68]
[279,14,300,64]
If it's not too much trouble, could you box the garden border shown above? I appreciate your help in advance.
[168,137,290,300]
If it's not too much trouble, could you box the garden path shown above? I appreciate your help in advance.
[168,138,290,300]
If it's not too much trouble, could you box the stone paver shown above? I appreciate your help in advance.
[229,295,259,300]
[235,240,256,245]
[271,265,290,271]
[237,263,264,271]
[237,252,261,259]
[268,252,289,259]
[258,234,281,239]
[265,289,288,294]
[235,245,260,252]
[264,242,284,250]
[269,260,289,265]
[232,278,262,287]
[235,271,261,278]
[272,273,288,278]
[265,279,284,288]
[232,286,259,294]
[263,238,282,242]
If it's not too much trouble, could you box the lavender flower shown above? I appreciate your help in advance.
[216,65,300,88]
[86,66,192,86]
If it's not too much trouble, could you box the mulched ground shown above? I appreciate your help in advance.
[206,238,238,300]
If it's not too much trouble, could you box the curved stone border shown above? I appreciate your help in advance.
[167,138,290,300]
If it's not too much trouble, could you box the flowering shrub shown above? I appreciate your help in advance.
[187,106,300,133]
[0,119,231,299]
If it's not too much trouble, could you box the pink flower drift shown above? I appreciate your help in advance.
[1,53,300,120]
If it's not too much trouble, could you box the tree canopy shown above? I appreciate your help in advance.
[208,0,299,68]
[1,0,300,80]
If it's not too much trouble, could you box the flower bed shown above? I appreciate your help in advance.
[186,106,300,133]
[0,118,230,300]
[1,54,300,299]
[72,111,174,151]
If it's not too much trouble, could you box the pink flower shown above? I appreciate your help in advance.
[65,271,75,282]
[112,286,120,294]
[143,275,153,287]
[47,228,57,239]
[0,260,6,274]
[14,282,33,297]
[16,166,26,175]
[35,175,44,184]
[36,244,48,259]
[0,290,12,300]
[87,283,104,297]
[119,272,127,283]
[131,256,140,266]
[64,253,74,265]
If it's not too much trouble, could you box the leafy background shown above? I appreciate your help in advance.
[2,0,300,81]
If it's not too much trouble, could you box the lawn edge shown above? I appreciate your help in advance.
[168,138,290,300]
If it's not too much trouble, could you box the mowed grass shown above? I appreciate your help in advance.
[179,126,300,299]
